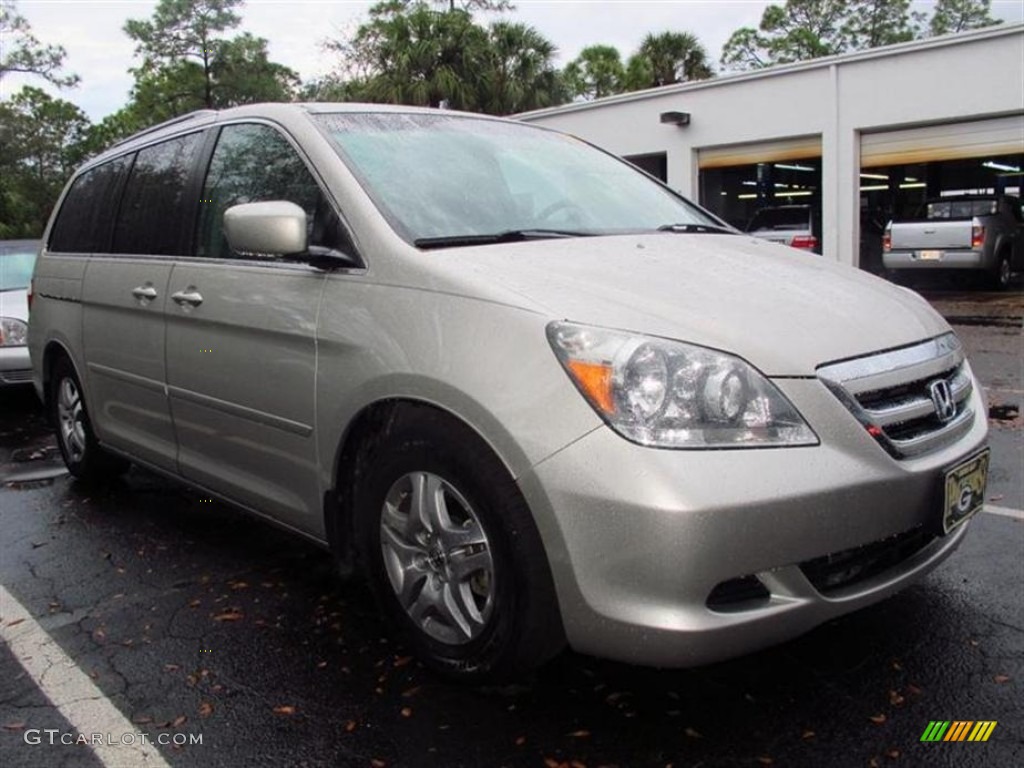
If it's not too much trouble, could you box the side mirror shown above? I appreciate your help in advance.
[223,201,307,257]
[222,201,361,270]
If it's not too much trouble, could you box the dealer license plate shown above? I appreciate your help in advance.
[918,249,943,261]
[943,449,989,534]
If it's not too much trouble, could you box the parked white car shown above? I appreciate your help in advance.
[1,239,39,386]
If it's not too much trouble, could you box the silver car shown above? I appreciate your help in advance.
[29,104,989,681]
[1,239,39,386]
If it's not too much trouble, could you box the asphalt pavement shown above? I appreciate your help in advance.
[1,287,1021,768]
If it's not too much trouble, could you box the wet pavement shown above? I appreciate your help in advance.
[1,289,1021,768]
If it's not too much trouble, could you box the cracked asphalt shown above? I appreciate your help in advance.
[1,288,1021,768]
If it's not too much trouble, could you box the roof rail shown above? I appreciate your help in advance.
[110,109,219,149]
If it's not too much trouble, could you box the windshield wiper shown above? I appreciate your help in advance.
[414,229,594,249]
[657,223,734,235]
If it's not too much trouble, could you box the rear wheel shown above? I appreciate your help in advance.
[990,252,1012,291]
[49,356,128,482]
[352,405,564,682]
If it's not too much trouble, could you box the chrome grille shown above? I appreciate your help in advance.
[817,333,975,459]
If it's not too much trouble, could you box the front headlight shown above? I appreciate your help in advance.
[0,317,28,347]
[547,321,818,449]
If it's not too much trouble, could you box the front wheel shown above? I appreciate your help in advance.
[49,356,128,482]
[352,406,563,682]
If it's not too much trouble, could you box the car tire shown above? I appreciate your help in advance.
[49,356,128,482]
[352,405,564,683]
[990,252,1012,291]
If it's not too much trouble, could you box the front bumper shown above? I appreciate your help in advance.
[0,346,33,386]
[517,377,988,667]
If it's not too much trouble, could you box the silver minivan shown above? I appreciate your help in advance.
[29,104,989,681]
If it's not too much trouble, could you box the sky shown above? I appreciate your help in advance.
[4,0,1024,122]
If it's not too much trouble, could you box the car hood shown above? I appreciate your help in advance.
[429,233,949,376]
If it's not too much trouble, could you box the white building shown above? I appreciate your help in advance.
[518,23,1024,270]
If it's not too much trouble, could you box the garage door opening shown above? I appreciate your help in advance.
[697,136,822,253]
[859,116,1024,274]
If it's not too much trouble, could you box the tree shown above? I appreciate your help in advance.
[721,0,1003,70]
[347,3,490,109]
[111,0,296,146]
[479,21,566,114]
[209,34,299,106]
[0,0,78,87]
[840,0,923,49]
[563,45,626,100]
[320,1,566,114]
[721,0,848,70]
[422,0,513,10]
[124,0,244,108]
[0,87,90,237]
[930,0,1000,35]
[625,31,712,90]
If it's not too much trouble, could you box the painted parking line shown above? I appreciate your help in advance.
[984,504,1024,521]
[0,583,172,768]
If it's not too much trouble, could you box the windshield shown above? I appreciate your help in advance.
[0,243,38,291]
[746,207,810,232]
[314,113,723,244]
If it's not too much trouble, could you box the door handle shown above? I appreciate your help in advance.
[131,285,157,301]
[171,289,203,307]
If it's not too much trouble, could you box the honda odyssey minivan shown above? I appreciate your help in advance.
[29,104,989,681]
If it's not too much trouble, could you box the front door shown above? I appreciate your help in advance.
[165,122,347,533]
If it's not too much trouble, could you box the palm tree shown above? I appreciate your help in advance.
[563,45,626,101]
[480,21,566,114]
[627,31,713,90]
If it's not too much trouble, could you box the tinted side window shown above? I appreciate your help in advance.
[48,157,130,253]
[113,132,203,256]
[198,123,345,260]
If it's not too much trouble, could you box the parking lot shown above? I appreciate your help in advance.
[1,287,1021,768]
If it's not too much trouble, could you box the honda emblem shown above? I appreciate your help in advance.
[928,379,956,423]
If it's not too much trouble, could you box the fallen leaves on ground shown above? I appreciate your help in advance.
[801,730,815,740]
[515,736,526,746]
[888,690,905,706]
[993,674,1010,684]
[400,707,412,718]
[212,610,244,622]
[171,715,187,728]
[2,722,26,730]
[198,702,214,718]
[886,748,901,759]
[568,730,590,738]
[273,705,296,716]
[684,727,702,739]
[393,655,413,667]
[757,758,774,766]
[370,760,386,768]
[344,720,357,733]
[132,715,153,725]
[870,714,887,724]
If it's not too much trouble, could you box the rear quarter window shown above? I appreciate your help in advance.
[48,157,131,253]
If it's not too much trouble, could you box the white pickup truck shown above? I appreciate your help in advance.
[883,195,1022,289]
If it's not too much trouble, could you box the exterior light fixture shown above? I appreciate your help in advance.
[660,111,691,126]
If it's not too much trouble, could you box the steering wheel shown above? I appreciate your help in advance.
[536,200,585,224]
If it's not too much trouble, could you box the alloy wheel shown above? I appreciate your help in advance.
[379,471,495,645]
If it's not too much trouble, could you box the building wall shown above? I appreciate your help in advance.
[519,24,1024,266]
